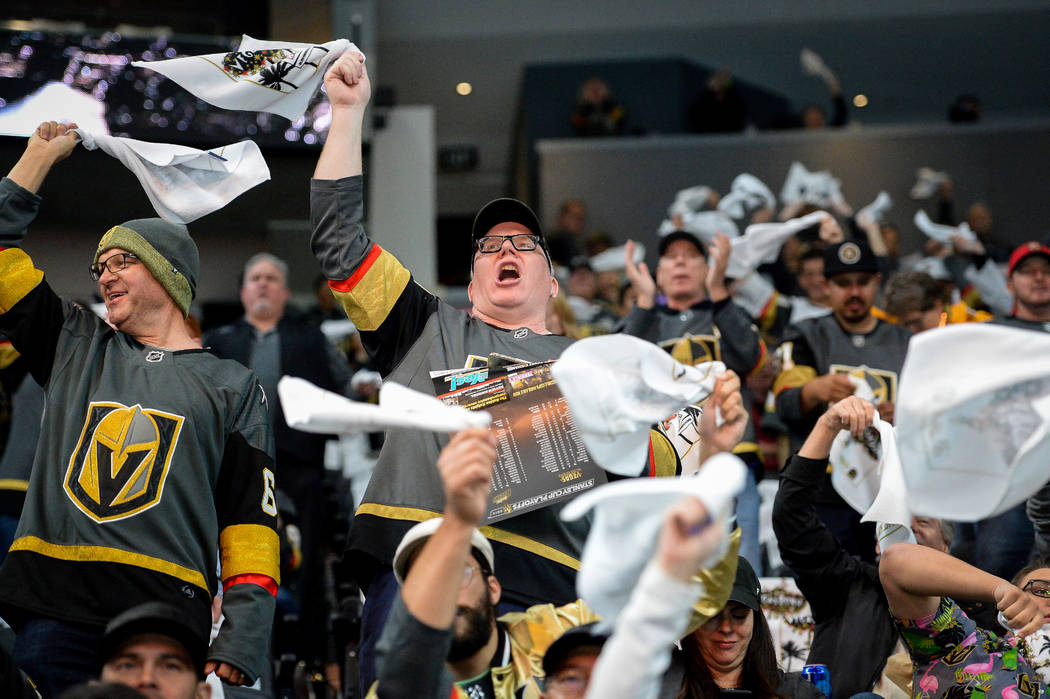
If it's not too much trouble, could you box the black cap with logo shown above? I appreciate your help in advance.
[823,240,879,278]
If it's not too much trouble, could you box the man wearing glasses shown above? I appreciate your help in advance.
[369,428,595,699]
[0,121,278,695]
[312,52,584,689]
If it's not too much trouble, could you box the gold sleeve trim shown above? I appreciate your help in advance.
[773,365,817,395]
[0,479,29,492]
[0,249,44,313]
[355,503,581,571]
[648,429,680,478]
[332,247,411,332]
[11,535,209,590]
[219,524,281,584]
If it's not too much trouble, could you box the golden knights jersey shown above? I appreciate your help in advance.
[312,175,584,609]
[774,314,912,445]
[0,176,278,682]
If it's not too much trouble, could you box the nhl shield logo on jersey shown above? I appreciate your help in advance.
[63,401,184,522]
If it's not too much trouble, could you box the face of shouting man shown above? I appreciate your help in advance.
[468,222,558,332]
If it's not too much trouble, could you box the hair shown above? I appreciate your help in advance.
[559,198,586,216]
[59,682,149,699]
[1012,557,1050,587]
[883,271,947,318]
[677,605,782,699]
[938,520,955,550]
[798,244,826,265]
[241,252,289,287]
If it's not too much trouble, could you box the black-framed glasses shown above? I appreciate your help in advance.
[1023,579,1050,598]
[476,234,541,254]
[89,253,140,281]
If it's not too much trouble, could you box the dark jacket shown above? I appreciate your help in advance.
[772,453,897,697]
[205,313,339,464]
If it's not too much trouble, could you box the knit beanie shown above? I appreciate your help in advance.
[94,218,199,317]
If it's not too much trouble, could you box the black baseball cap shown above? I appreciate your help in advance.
[471,198,552,270]
[658,230,707,257]
[541,622,608,678]
[101,602,210,678]
[728,556,762,612]
[823,240,879,278]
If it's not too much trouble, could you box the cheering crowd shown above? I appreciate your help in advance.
[0,41,1049,699]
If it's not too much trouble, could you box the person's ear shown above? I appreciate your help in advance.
[549,277,559,299]
[197,680,213,699]
[488,573,502,606]
[467,280,474,305]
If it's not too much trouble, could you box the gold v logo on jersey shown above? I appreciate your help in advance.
[660,331,722,367]
[64,402,184,522]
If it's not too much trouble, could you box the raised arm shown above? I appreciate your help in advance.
[314,52,368,180]
[879,543,1043,635]
[400,428,497,627]
[373,428,497,699]
[0,122,81,384]
[585,497,721,699]
[773,398,874,619]
[310,52,438,374]
[7,121,79,194]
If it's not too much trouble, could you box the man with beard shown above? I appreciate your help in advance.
[369,428,596,699]
[774,241,911,562]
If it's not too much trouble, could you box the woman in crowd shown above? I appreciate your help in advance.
[673,557,822,699]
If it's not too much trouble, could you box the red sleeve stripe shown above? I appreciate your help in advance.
[747,341,768,377]
[647,437,656,478]
[330,243,383,293]
[223,573,278,596]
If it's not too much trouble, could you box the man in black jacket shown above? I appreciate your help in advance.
[772,396,950,697]
[205,252,352,669]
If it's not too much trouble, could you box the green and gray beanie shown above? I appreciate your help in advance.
[94,218,199,317]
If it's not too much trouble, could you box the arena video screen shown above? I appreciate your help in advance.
[0,26,331,148]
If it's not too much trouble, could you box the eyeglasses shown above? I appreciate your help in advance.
[546,669,589,695]
[476,234,541,254]
[90,252,140,281]
[1023,579,1050,598]
[462,563,487,588]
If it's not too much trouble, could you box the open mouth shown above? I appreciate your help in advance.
[498,264,521,282]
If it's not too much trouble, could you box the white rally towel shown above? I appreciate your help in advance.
[718,173,777,221]
[590,243,644,273]
[780,161,846,209]
[913,209,977,244]
[856,191,892,225]
[678,209,740,243]
[551,335,724,476]
[910,167,949,200]
[860,412,917,550]
[560,452,747,630]
[829,376,881,515]
[893,324,1050,521]
[278,376,491,435]
[133,36,357,121]
[726,210,829,278]
[668,185,715,220]
[74,130,270,224]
